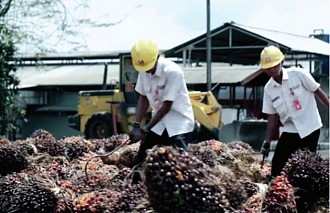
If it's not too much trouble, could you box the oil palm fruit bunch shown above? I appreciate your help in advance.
[63,142,86,161]
[29,129,64,156]
[112,184,151,212]
[211,164,248,209]
[0,146,28,175]
[0,174,58,213]
[11,139,37,156]
[227,140,255,154]
[60,136,95,152]
[0,137,10,146]
[101,133,130,152]
[309,197,329,213]
[282,149,329,211]
[262,174,297,213]
[187,143,219,167]
[200,139,228,155]
[73,190,120,212]
[145,146,236,213]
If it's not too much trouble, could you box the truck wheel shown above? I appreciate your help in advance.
[84,113,113,139]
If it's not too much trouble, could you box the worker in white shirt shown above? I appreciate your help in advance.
[260,45,329,178]
[129,39,195,184]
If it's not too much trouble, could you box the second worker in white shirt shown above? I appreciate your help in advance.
[129,39,195,184]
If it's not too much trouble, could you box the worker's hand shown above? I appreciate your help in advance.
[141,126,150,134]
[261,140,271,157]
[129,122,147,143]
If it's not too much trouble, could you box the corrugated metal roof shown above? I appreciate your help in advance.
[16,63,258,88]
[182,64,258,84]
[233,23,330,56]
[164,22,329,66]
[16,64,119,88]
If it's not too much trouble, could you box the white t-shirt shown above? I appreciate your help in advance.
[262,67,322,138]
[135,57,195,137]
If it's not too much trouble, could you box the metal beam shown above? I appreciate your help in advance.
[206,0,212,90]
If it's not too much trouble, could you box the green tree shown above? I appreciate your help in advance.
[0,24,24,139]
[0,0,139,138]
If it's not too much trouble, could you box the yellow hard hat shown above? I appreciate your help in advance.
[260,45,284,69]
[131,39,159,72]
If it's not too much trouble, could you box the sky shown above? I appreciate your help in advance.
[31,0,330,53]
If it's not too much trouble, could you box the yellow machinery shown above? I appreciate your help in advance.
[68,54,223,140]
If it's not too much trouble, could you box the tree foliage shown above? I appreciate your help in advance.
[1,0,84,53]
[0,24,24,139]
[0,0,138,138]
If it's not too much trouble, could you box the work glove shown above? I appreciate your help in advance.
[261,140,271,157]
[129,122,149,144]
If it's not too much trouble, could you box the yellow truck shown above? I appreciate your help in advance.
[68,53,223,141]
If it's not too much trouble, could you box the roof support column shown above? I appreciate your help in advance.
[206,0,212,91]
[183,49,187,67]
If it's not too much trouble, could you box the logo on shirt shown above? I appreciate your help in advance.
[289,84,300,91]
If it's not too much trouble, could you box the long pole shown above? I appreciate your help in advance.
[206,0,212,91]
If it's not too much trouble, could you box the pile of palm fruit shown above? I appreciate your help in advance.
[0,129,328,213]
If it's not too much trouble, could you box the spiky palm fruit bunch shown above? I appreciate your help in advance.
[242,192,265,213]
[282,150,329,211]
[209,140,268,183]
[309,197,329,213]
[0,146,28,175]
[262,175,297,213]
[0,138,36,156]
[202,140,261,176]
[241,179,260,197]
[63,142,86,161]
[227,140,255,154]
[0,137,10,146]
[227,141,258,163]
[97,133,130,153]
[145,146,238,213]
[283,150,329,197]
[104,167,133,191]
[211,165,248,209]
[241,180,268,212]
[15,140,37,156]
[199,139,229,155]
[59,136,94,153]
[73,190,120,212]
[112,183,152,212]
[29,129,64,156]
[116,142,140,167]
[0,174,58,213]
[99,142,140,167]
[90,138,107,152]
[187,143,219,167]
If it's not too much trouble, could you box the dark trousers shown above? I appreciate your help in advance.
[131,129,190,184]
[134,129,189,165]
[271,129,320,177]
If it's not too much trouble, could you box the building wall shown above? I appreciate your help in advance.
[22,114,83,140]
[19,89,83,140]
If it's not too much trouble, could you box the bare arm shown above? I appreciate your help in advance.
[145,101,173,130]
[265,114,279,142]
[135,95,150,123]
[314,87,329,109]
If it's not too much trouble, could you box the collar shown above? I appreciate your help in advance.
[282,68,288,80]
[270,68,288,87]
[149,57,163,78]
